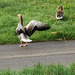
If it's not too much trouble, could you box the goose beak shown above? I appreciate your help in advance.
[17,14,19,16]
[17,14,22,17]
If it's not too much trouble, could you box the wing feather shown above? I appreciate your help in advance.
[16,23,32,42]
[16,23,25,35]
[25,20,50,36]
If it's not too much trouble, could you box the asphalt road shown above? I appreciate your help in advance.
[0,40,75,70]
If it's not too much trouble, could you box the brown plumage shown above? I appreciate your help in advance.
[16,14,50,47]
[25,20,50,36]
[56,6,64,20]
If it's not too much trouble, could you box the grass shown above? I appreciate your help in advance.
[0,63,75,75]
[0,0,75,44]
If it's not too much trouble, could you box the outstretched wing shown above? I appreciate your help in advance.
[16,23,25,35]
[25,20,50,36]
[16,23,32,42]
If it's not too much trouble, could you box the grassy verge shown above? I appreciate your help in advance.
[0,0,75,44]
[0,63,75,75]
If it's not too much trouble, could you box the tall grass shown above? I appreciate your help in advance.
[0,0,75,44]
[0,63,75,75]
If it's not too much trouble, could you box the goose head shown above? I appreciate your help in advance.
[17,14,22,18]
[57,6,63,11]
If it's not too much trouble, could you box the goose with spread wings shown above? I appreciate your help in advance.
[56,6,64,20]
[16,14,50,47]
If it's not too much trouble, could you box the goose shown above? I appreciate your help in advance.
[16,14,50,47]
[56,6,64,20]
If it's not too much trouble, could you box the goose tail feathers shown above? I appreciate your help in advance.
[19,33,32,42]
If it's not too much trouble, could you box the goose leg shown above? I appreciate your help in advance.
[23,42,27,46]
[19,40,23,47]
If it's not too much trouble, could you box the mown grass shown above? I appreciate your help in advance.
[0,0,75,44]
[0,63,75,75]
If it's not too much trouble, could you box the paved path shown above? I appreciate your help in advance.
[0,40,75,70]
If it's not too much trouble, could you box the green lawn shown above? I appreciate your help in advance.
[0,0,75,44]
[0,63,75,75]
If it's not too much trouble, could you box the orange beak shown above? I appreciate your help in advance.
[17,14,19,16]
[17,14,21,17]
